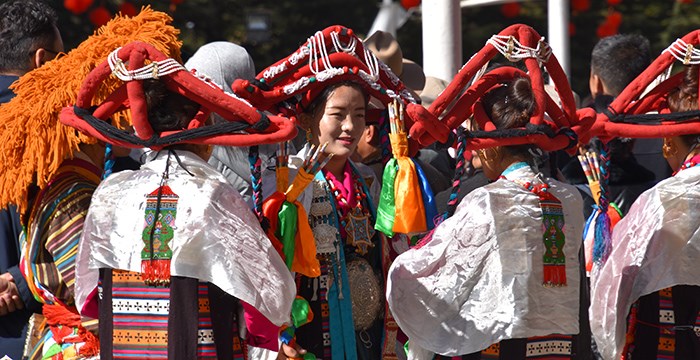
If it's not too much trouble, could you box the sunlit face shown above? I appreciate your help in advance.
[308,85,366,161]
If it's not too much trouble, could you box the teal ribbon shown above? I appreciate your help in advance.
[277,201,298,270]
[413,160,438,230]
[313,171,358,359]
[375,158,398,236]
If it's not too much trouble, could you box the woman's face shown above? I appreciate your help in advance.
[308,85,366,161]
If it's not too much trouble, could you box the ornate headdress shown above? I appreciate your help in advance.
[60,41,296,149]
[585,29,700,141]
[406,24,589,153]
[0,8,181,213]
[579,30,700,265]
[231,25,417,120]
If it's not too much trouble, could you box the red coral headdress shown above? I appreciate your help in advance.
[231,25,417,120]
[60,41,297,149]
[585,29,700,143]
[405,24,590,153]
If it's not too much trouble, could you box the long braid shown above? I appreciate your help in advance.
[444,127,468,220]
[102,143,116,180]
[248,146,263,222]
[379,109,391,165]
[414,127,468,250]
[593,142,612,264]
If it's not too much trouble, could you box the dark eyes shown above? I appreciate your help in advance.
[327,112,365,118]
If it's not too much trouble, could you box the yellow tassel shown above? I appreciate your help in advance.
[0,7,182,214]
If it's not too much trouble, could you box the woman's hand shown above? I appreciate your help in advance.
[276,342,308,360]
[0,272,24,316]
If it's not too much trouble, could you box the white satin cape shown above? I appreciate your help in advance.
[74,150,296,326]
[387,166,584,356]
[590,165,700,360]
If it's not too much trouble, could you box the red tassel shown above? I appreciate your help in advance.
[141,259,171,286]
[543,264,567,287]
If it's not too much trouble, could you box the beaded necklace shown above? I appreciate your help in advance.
[673,153,700,176]
[325,169,376,255]
[500,162,567,287]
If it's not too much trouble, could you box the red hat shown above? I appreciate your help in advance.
[585,29,700,143]
[231,25,417,122]
[60,41,297,149]
[405,24,590,154]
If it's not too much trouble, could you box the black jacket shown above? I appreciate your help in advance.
[0,75,42,360]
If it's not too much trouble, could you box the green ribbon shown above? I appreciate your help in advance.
[375,158,398,236]
[290,297,312,328]
[277,201,298,270]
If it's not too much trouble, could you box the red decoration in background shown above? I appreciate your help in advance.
[64,0,93,15]
[171,0,185,4]
[571,0,590,12]
[607,11,622,27]
[569,22,576,36]
[501,2,521,18]
[678,0,693,4]
[400,0,421,9]
[596,21,617,38]
[89,6,112,27]
[119,2,138,17]
[607,0,622,5]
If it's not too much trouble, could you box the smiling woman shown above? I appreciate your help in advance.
[300,82,369,178]
[231,25,418,359]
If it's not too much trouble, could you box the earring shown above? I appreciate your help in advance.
[477,149,489,162]
[662,139,677,159]
[306,128,312,142]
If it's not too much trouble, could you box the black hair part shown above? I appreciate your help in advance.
[0,0,58,73]
[143,79,202,133]
[667,65,700,147]
[481,75,542,160]
[304,81,369,117]
[591,34,651,96]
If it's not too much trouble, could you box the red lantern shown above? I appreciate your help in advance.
[89,6,112,27]
[400,0,421,9]
[500,2,521,19]
[571,0,590,12]
[119,2,138,17]
[64,0,93,15]
[596,22,617,38]
[607,11,622,27]
[607,0,622,5]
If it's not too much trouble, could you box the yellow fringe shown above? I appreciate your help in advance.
[0,7,182,213]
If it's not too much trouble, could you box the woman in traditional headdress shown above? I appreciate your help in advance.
[387,70,590,359]
[0,9,183,359]
[232,26,420,360]
[590,64,700,360]
[64,40,298,359]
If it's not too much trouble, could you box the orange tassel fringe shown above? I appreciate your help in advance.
[0,6,182,214]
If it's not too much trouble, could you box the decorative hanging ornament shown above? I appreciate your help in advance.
[64,0,93,15]
[119,2,138,17]
[89,6,112,27]
[500,2,521,18]
[400,0,421,10]
[346,207,376,255]
[571,0,591,12]
[607,0,622,5]
[596,21,617,38]
[607,11,623,28]
[141,184,179,287]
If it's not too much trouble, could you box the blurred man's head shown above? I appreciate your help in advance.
[0,0,63,76]
[589,34,650,98]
